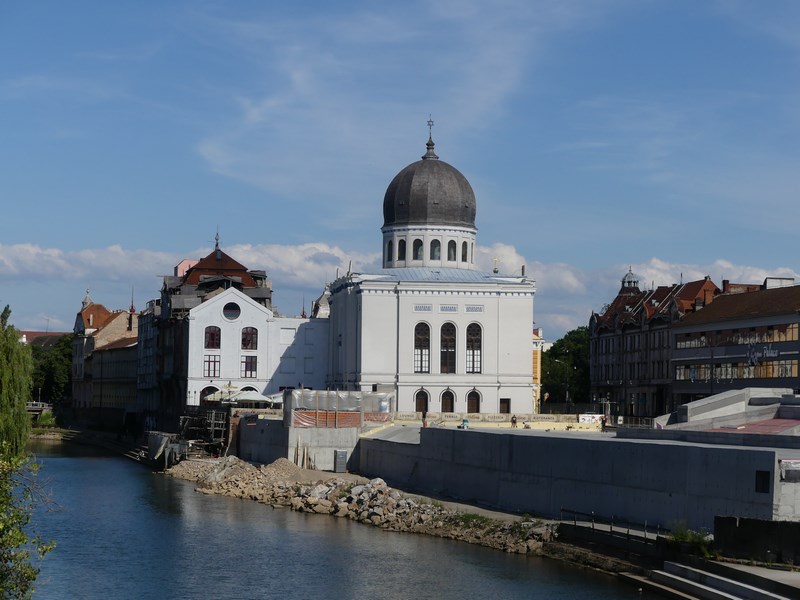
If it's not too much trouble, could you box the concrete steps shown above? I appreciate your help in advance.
[618,572,698,600]
[624,562,794,600]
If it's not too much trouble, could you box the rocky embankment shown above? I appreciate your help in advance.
[166,456,637,573]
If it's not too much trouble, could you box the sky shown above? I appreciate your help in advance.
[2,1,800,340]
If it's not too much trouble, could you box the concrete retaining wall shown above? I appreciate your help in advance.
[617,426,800,449]
[237,417,359,471]
[359,428,779,530]
[715,516,800,564]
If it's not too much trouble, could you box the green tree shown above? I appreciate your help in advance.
[541,326,590,407]
[1,306,52,598]
[31,334,73,406]
[0,306,31,455]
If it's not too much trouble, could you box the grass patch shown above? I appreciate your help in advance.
[668,521,714,558]
[445,512,494,529]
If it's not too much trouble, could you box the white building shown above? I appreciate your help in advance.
[184,287,328,406]
[326,134,536,415]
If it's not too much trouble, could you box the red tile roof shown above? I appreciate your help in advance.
[678,285,800,327]
[182,248,257,287]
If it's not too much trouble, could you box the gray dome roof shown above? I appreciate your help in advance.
[383,137,476,229]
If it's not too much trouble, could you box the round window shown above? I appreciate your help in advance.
[223,302,241,320]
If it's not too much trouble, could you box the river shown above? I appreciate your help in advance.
[29,441,646,599]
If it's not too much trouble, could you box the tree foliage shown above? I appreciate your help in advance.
[541,326,590,405]
[31,334,73,406]
[0,306,31,456]
[0,306,52,598]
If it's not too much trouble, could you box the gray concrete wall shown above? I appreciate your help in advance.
[678,388,789,423]
[359,429,779,530]
[617,426,800,449]
[237,418,290,465]
[237,417,359,471]
[287,427,360,471]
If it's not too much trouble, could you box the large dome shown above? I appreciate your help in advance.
[382,137,476,229]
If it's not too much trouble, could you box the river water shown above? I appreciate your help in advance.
[29,442,645,599]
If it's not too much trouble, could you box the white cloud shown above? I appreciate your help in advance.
[4,242,796,343]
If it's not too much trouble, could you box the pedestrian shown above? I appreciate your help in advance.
[511,415,517,428]
[601,415,607,432]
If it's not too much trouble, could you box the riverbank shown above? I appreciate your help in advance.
[165,456,643,576]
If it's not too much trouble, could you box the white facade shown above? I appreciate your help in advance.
[327,272,535,414]
[185,288,328,406]
[324,133,536,415]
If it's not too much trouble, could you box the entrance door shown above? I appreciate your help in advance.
[467,390,480,413]
[441,390,454,413]
[415,390,429,413]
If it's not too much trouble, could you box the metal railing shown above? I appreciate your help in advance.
[559,507,666,543]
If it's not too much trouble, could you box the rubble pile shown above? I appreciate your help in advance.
[167,456,557,556]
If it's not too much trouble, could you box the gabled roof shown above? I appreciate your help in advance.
[677,285,800,328]
[76,303,113,332]
[592,275,719,332]
[182,248,257,287]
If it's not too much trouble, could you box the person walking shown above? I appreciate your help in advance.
[511,415,518,428]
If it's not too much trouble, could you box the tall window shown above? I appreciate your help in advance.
[430,239,441,260]
[241,327,258,350]
[466,323,482,374]
[414,323,430,373]
[205,326,221,349]
[440,323,456,373]
[413,239,423,260]
[386,240,393,263]
[447,241,457,261]
[461,241,468,262]
[203,355,220,378]
[398,239,406,261]
[241,356,257,378]
[441,390,455,413]
[467,389,480,413]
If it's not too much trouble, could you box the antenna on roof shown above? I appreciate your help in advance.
[680,272,683,284]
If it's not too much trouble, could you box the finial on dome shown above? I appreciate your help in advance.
[422,115,439,160]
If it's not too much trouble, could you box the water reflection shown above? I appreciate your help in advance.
[32,448,646,599]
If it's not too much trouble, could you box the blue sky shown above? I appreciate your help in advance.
[2,1,800,340]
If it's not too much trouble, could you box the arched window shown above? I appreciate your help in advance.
[415,389,429,413]
[241,327,258,350]
[471,243,474,263]
[447,241,457,261]
[414,323,430,373]
[205,326,221,349]
[430,239,441,261]
[461,241,468,262]
[413,239,423,260]
[386,240,393,263]
[398,239,406,261]
[467,389,481,413]
[466,323,482,374]
[441,389,455,413]
[440,323,456,374]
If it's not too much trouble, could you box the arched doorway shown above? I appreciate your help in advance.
[415,389,429,413]
[467,389,480,413]
[441,389,455,413]
[200,386,220,405]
